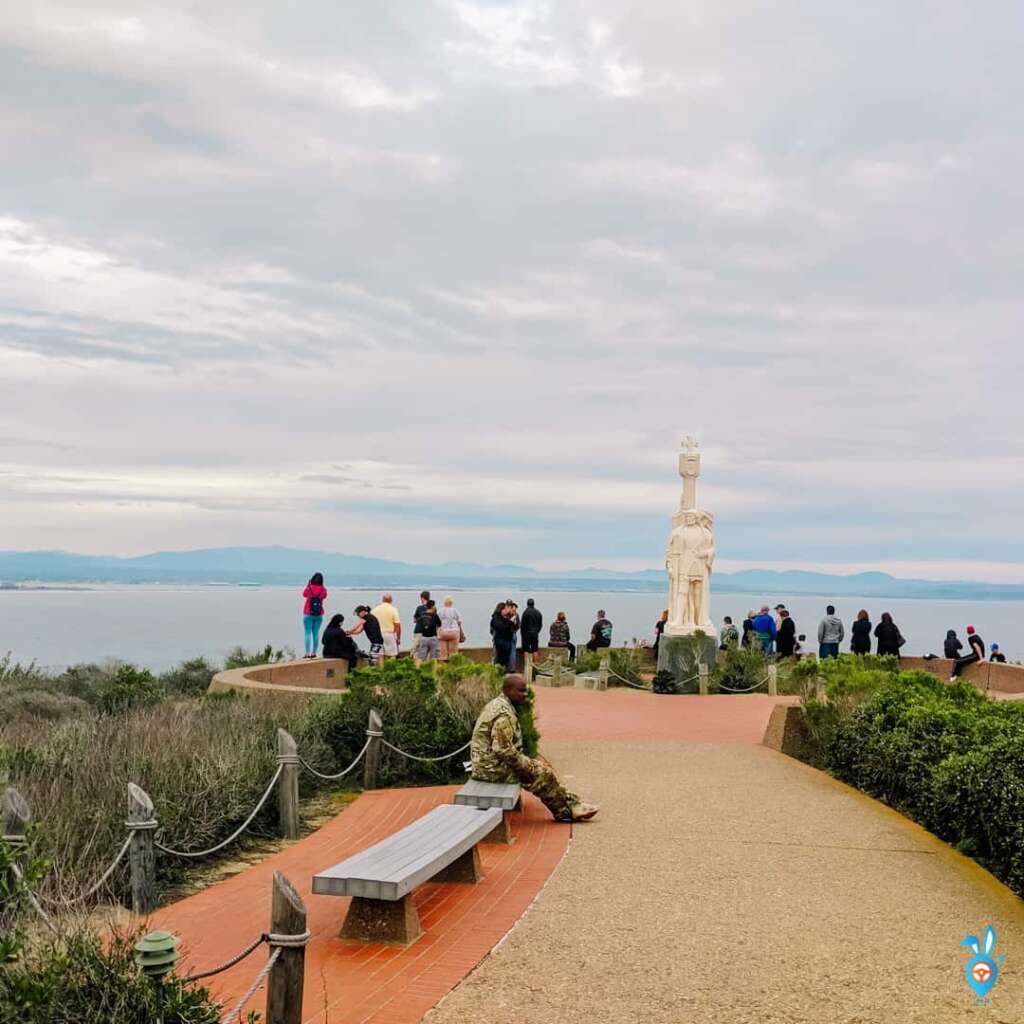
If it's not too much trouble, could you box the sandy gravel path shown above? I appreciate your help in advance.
[424,741,1024,1024]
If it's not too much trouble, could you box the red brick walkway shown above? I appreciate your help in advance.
[151,786,568,1024]
[536,687,795,743]
[152,688,786,1022]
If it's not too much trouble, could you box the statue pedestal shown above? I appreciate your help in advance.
[656,633,717,693]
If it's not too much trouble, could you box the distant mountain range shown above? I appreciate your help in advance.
[2,547,1024,601]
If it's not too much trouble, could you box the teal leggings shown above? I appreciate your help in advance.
[303,615,323,655]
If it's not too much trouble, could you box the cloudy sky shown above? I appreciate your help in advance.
[2,1,1022,580]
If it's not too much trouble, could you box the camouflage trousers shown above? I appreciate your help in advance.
[512,756,579,822]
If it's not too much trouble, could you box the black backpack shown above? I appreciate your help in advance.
[308,589,323,616]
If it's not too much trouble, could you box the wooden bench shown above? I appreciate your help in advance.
[454,779,521,845]
[312,804,502,944]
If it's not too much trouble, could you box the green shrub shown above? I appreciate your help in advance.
[811,669,1024,897]
[159,657,217,697]
[652,670,676,695]
[0,924,222,1024]
[91,665,164,714]
[224,644,287,670]
[307,657,501,787]
[0,654,53,691]
[712,645,769,694]
[607,646,645,687]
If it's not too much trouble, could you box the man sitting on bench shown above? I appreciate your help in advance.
[471,673,599,823]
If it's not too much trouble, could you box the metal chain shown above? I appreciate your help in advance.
[380,739,471,762]
[182,934,267,983]
[298,738,371,780]
[35,832,134,907]
[220,947,280,1024]
[156,765,283,859]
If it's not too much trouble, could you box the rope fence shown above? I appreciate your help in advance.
[4,708,481,918]
[717,674,772,694]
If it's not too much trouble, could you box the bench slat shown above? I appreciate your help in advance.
[312,805,501,901]
[454,779,522,810]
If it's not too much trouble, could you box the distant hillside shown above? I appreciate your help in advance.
[2,547,1024,601]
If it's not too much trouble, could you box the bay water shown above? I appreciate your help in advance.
[1,584,1021,673]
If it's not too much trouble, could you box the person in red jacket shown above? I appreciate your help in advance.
[302,572,327,658]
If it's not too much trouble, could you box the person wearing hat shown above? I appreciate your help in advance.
[990,643,1007,663]
[951,625,986,680]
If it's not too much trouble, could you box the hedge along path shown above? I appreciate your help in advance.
[425,691,1024,1024]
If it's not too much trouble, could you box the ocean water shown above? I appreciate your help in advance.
[1,584,1021,673]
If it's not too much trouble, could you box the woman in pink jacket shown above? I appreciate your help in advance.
[302,572,327,658]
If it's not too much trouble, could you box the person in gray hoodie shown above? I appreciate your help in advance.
[817,605,844,659]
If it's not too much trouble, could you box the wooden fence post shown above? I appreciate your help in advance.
[523,652,534,684]
[277,729,300,841]
[815,677,826,702]
[598,651,610,690]
[698,663,709,695]
[768,663,778,696]
[127,783,157,916]
[266,871,306,1024]
[363,709,383,790]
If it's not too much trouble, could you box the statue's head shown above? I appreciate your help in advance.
[684,510,697,525]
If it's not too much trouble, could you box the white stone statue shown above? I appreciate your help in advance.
[664,438,715,636]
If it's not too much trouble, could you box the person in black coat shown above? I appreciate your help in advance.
[491,603,516,667]
[951,625,985,680]
[851,609,872,655]
[944,629,963,660]
[775,609,796,658]
[322,613,359,671]
[741,610,755,649]
[874,612,903,658]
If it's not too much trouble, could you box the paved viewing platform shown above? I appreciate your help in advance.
[156,688,1024,1023]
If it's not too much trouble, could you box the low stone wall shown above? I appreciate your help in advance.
[209,658,350,696]
[899,656,1024,694]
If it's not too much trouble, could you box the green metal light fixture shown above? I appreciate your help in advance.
[134,930,181,983]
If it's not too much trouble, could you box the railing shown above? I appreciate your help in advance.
[1,710,469,916]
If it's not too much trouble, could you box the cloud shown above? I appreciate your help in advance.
[2,1,1024,579]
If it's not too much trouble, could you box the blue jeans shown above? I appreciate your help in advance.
[304,614,323,655]
[819,642,839,660]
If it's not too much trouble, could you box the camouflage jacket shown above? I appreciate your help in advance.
[470,694,529,783]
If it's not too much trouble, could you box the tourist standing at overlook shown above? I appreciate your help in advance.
[752,606,776,654]
[741,610,756,648]
[347,605,384,665]
[302,572,327,658]
[817,605,844,659]
[653,609,669,657]
[322,613,359,671]
[851,610,872,655]
[991,643,1007,663]
[505,600,520,670]
[944,629,963,659]
[413,599,441,665]
[371,593,401,658]
[438,595,464,661]
[776,609,796,658]
[491,601,515,668]
[549,611,575,661]
[874,612,904,658]
[410,590,430,660]
[718,615,738,650]
[587,610,613,653]
[951,625,985,680]
[521,598,543,660]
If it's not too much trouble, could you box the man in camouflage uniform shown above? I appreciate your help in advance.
[471,674,598,822]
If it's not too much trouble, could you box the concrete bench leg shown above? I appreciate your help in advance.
[429,845,482,884]
[481,811,515,845]
[341,894,422,945]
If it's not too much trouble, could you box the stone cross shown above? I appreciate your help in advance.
[678,435,701,511]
